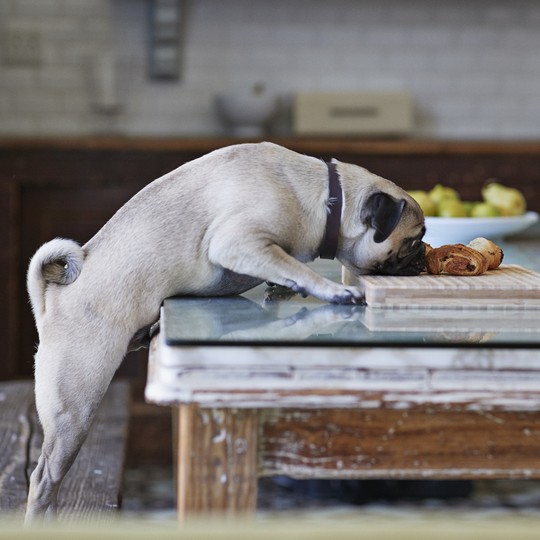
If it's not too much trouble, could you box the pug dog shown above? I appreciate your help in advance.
[25,142,425,521]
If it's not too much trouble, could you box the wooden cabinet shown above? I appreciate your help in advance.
[1,137,539,381]
[0,144,189,380]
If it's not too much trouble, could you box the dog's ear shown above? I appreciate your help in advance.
[361,192,407,243]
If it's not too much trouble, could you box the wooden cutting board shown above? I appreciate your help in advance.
[342,264,540,309]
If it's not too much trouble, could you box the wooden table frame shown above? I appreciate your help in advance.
[147,338,540,520]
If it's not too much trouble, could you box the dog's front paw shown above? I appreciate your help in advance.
[311,283,365,305]
[280,279,365,305]
[282,279,309,298]
[329,286,365,305]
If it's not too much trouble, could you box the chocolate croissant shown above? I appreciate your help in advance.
[467,237,504,270]
[425,244,489,276]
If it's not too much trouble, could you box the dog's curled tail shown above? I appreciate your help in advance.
[27,238,85,323]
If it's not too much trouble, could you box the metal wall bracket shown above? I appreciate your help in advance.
[148,0,183,80]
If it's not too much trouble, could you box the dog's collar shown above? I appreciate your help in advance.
[318,161,343,260]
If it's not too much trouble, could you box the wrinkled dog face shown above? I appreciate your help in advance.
[339,189,426,277]
[371,225,426,276]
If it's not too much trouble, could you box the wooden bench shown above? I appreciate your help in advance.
[0,380,130,520]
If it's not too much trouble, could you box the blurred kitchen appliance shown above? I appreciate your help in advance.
[214,84,278,137]
[293,91,413,137]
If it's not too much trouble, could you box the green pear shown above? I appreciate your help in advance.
[437,199,467,217]
[462,201,476,216]
[429,184,460,204]
[482,182,526,216]
[407,190,437,216]
[470,202,501,218]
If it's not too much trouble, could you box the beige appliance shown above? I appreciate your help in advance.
[293,91,413,137]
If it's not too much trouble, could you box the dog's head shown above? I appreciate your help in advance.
[336,162,426,277]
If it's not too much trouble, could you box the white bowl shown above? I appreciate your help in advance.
[424,211,539,246]
[214,90,278,137]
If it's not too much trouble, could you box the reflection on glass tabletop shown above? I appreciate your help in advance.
[162,241,540,348]
[163,284,540,348]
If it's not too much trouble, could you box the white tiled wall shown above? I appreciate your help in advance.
[1,0,540,138]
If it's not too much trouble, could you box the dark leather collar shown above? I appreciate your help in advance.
[318,161,342,260]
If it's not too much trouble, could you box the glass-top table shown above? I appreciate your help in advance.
[145,238,540,521]
[161,239,540,349]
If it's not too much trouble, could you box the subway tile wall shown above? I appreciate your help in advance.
[1,0,540,138]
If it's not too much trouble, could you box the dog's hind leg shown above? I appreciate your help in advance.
[24,327,128,523]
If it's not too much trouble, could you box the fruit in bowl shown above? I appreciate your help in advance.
[469,202,500,218]
[428,184,460,205]
[406,190,437,216]
[408,182,527,219]
[407,182,538,246]
[482,182,526,216]
[437,198,467,218]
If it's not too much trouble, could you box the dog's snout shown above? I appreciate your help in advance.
[401,244,426,275]
[375,243,426,276]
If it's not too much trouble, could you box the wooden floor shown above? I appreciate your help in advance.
[0,380,130,520]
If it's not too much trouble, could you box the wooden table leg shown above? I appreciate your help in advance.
[175,405,258,520]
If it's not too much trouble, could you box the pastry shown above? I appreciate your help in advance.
[467,237,504,270]
[426,244,489,276]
